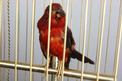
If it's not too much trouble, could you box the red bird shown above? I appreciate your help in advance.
[37,3,94,77]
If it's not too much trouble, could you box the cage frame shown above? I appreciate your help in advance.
[0,0,122,81]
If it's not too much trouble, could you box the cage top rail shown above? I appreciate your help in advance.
[0,60,114,81]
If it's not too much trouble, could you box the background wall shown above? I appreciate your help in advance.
[1,0,122,81]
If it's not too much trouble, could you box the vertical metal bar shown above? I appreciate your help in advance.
[32,1,36,81]
[86,0,93,72]
[61,0,69,81]
[46,0,52,81]
[15,0,19,81]
[67,0,73,81]
[41,0,45,81]
[113,20,119,74]
[0,0,2,81]
[114,2,122,81]
[17,0,20,66]
[0,0,2,59]
[3,0,6,81]
[17,0,20,80]
[76,1,83,81]
[94,0,103,73]
[113,0,122,75]
[96,0,106,81]
[25,0,28,81]
[104,0,112,74]
[30,0,36,81]
[80,0,88,81]
[70,0,73,30]
[32,22,35,81]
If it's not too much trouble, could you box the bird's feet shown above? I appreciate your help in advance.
[43,63,47,79]
[43,58,50,79]
[56,61,63,79]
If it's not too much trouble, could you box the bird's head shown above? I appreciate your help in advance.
[37,3,66,30]
[45,3,65,18]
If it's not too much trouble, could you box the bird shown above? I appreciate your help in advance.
[37,3,94,78]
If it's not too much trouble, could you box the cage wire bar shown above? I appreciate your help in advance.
[17,0,20,80]
[96,0,106,81]
[29,0,36,81]
[67,0,74,81]
[86,0,93,73]
[46,0,52,81]
[48,0,58,81]
[41,0,45,81]
[61,0,69,81]
[94,0,103,73]
[113,0,122,75]
[114,2,122,81]
[15,0,19,81]
[81,0,88,81]
[76,0,83,81]
[0,0,122,81]
[0,0,2,81]
[3,0,5,81]
[69,0,73,30]
[104,0,112,74]
[32,3,35,81]
[25,0,28,81]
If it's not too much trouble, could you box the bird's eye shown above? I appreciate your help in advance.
[56,8,60,13]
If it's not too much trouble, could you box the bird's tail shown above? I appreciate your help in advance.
[71,49,94,64]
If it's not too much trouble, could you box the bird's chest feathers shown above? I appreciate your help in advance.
[39,28,64,49]
[39,27,70,62]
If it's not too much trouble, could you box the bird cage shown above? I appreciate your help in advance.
[0,0,122,81]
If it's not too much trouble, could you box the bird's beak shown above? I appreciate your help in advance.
[56,8,65,18]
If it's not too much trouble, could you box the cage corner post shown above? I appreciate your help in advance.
[0,0,3,81]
